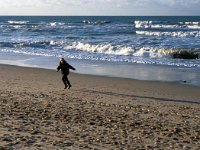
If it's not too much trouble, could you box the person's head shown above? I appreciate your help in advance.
[60,57,65,64]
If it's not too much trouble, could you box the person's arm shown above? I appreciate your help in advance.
[68,64,76,70]
[57,65,61,72]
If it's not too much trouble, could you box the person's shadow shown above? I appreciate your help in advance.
[77,88,200,105]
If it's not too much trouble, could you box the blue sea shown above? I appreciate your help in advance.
[0,16,200,86]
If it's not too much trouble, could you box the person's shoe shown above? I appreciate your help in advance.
[68,84,72,89]
[64,84,68,89]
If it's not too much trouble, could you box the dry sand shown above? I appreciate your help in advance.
[0,64,200,149]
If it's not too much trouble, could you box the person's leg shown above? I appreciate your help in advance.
[62,74,68,89]
[65,76,72,89]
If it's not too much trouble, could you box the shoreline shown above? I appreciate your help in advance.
[0,64,200,103]
[1,53,200,87]
[0,64,200,149]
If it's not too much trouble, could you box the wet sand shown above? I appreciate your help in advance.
[0,64,200,149]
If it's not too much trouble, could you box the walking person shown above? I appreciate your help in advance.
[57,58,75,89]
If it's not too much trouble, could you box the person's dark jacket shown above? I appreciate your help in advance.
[57,61,75,75]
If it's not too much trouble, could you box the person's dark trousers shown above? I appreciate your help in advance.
[62,74,71,88]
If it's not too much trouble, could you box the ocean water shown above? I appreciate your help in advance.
[0,16,200,86]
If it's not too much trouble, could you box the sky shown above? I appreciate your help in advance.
[0,0,199,16]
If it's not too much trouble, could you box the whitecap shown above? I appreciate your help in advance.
[8,20,29,25]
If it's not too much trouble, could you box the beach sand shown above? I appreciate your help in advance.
[0,64,200,149]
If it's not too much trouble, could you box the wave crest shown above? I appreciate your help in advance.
[65,42,134,56]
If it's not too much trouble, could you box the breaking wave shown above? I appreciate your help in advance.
[64,42,200,59]
[1,40,200,67]
[65,42,134,56]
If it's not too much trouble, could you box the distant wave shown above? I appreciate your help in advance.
[49,22,65,27]
[134,20,200,30]
[0,40,64,49]
[179,22,200,25]
[7,21,66,29]
[81,20,111,25]
[8,20,30,25]
[136,31,200,37]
